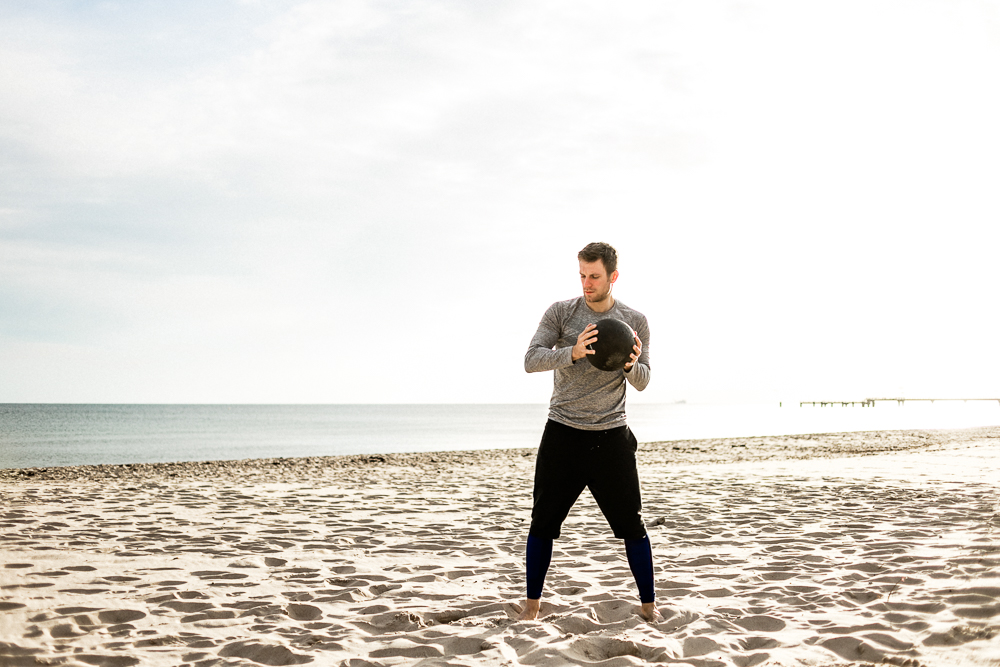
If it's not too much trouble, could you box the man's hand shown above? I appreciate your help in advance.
[624,332,642,372]
[571,324,598,362]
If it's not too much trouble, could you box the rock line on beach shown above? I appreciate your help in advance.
[3,426,997,483]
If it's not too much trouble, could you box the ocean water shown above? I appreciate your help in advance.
[1,401,998,470]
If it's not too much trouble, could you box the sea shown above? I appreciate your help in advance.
[1,401,998,470]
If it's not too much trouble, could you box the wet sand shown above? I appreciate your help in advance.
[1,426,998,666]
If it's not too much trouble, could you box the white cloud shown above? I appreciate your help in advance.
[1,0,998,403]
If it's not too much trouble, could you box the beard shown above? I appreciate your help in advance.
[585,285,612,302]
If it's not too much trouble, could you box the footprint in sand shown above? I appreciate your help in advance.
[740,636,780,650]
[190,570,250,581]
[818,636,896,664]
[160,599,215,614]
[181,609,239,624]
[50,623,88,638]
[732,615,786,632]
[367,583,401,595]
[68,656,140,667]
[364,610,426,632]
[231,601,284,619]
[923,624,998,646]
[567,636,676,663]
[218,640,313,665]
[658,607,698,631]
[944,585,1000,620]
[590,599,636,623]
[683,635,726,657]
[286,604,323,621]
[551,615,603,635]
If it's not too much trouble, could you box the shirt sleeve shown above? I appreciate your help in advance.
[524,304,575,373]
[624,315,651,391]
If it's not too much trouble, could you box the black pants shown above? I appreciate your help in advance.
[529,419,646,540]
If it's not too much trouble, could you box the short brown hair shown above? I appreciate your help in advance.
[578,242,618,275]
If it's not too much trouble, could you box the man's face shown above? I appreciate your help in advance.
[579,259,618,303]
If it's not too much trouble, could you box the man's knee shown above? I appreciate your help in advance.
[609,513,647,541]
[528,519,563,540]
[614,526,647,540]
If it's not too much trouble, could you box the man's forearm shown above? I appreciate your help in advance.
[524,345,575,373]
[624,362,651,391]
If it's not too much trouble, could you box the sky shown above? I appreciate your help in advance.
[1,0,998,405]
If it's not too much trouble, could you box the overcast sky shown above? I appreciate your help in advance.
[1,0,998,405]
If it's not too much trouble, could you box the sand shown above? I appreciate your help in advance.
[1,426,998,667]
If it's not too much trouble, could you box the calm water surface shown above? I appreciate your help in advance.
[1,402,997,469]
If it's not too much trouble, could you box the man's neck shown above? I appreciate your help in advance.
[585,295,615,314]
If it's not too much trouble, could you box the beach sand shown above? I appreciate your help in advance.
[2,426,998,667]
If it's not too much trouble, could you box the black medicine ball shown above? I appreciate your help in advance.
[586,318,636,372]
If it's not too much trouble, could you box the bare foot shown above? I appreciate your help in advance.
[639,602,662,623]
[517,598,541,621]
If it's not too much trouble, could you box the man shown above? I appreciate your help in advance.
[518,241,657,622]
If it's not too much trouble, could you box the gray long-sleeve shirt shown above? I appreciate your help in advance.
[525,296,650,430]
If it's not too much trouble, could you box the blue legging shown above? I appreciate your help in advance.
[526,533,655,604]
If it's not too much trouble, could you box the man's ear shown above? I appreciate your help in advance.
[611,270,619,284]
